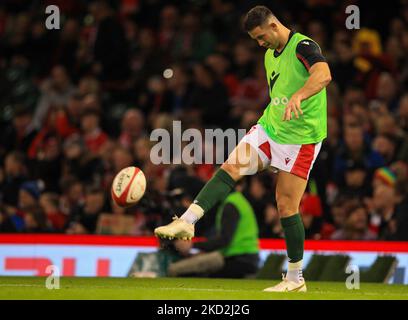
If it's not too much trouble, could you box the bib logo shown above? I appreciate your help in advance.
[269,71,280,94]
[270,96,289,106]
[269,71,288,106]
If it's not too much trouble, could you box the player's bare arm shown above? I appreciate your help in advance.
[283,62,331,121]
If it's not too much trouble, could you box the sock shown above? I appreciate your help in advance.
[286,260,303,283]
[194,168,236,212]
[281,213,305,282]
[180,204,204,224]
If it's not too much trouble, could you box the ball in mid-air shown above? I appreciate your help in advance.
[111,166,146,207]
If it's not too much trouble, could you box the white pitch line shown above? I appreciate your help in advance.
[0,284,44,287]
[0,284,244,292]
[0,284,407,297]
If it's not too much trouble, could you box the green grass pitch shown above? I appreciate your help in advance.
[0,276,407,300]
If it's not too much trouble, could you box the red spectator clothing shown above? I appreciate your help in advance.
[28,129,59,159]
[223,74,240,97]
[119,132,133,149]
[84,129,109,154]
[46,211,67,231]
[320,222,337,240]
[28,130,48,159]
[195,163,215,182]
[55,111,79,138]
[300,193,323,217]
[28,112,77,159]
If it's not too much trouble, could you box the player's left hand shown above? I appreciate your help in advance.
[283,93,303,120]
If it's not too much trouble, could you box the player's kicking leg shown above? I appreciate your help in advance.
[154,141,264,240]
[263,171,308,292]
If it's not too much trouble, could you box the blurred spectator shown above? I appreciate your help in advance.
[3,180,46,233]
[331,201,377,240]
[59,177,84,216]
[0,205,18,232]
[334,124,384,186]
[88,0,130,83]
[393,179,408,240]
[118,109,146,149]
[189,63,230,128]
[366,183,397,239]
[372,134,398,165]
[397,94,408,132]
[28,133,62,192]
[233,41,255,80]
[54,18,80,76]
[320,195,349,239]
[340,160,372,198]
[32,65,76,130]
[39,192,66,232]
[171,12,216,62]
[132,27,165,89]
[27,19,56,77]
[0,105,37,157]
[133,136,153,169]
[111,145,134,173]
[375,72,399,111]
[0,151,28,206]
[80,109,108,155]
[62,134,104,184]
[158,5,179,52]
[78,77,101,97]
[19,180,42,212]
[230,61,269,116]
[372,167,397,189]
[66,186,107,234]
[22,209,49,233]
[331,36,358,93]
[206,53,239,100]
[165,64,194,115]
[258,201,282,238]
[300,193,323,240]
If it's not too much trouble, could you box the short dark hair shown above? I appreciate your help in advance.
[243,5,274,32]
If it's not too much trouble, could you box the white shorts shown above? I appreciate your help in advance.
[240,124,322,180]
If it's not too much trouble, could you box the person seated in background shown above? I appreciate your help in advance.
[0,105,38,157]
[393,179,408,241]
[365,167,398,239]
[118,109,146,150]
[0,151,28,207]
[258,200,282,238]
[2,180,47,233]
[334,123,384,187]
[65,186,107,234]
[80,109,109,155]
[168,179,260,278]
[39,192,67,232]
[340,160,372,199]
[319,195,348,239]
[330,200,377,240]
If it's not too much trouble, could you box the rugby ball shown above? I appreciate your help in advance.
[111,166,146,207]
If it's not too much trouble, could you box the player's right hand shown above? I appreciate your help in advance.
[283,93,303,120]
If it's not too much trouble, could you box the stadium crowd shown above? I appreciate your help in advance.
[0,0,408,241]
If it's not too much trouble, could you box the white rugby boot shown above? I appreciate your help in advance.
[263,274,307,293]
[154,216,194,240]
